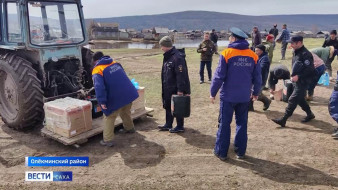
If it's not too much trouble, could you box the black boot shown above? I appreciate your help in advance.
[272,116,288,127]
[301,112,315,123]
[258,94,271,111]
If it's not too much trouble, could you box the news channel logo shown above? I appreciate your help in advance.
[25,171,72,182]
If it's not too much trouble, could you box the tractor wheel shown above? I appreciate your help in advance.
[0,53,44,129]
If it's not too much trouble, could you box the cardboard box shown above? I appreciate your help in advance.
[44,97,92,138]
[274,89,283,101]
[131,87,145,113]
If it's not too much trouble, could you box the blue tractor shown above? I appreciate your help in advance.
[0,0,94,129]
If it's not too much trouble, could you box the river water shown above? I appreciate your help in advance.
[88,39,230,49]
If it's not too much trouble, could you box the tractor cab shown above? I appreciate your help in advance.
[0,0,94,129]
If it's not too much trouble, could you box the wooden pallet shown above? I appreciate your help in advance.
[41,107,154,146]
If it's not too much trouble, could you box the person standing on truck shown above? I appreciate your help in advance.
[210,27,261,160]
[92,52,139,147]
[158,36,191,133]
[197,32,216,84]
[272,36,316,127]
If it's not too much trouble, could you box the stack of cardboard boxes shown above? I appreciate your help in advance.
[44,97,93,138]
[44,87,146,138]
[131,87,145,114]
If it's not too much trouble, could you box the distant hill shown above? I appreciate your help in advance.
[86,11,338,32]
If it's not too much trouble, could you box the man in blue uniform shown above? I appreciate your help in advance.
[210,27,262,160]
[92,54,139,147]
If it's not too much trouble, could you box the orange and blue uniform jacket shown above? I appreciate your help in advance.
[92,56,139,116]
[210,40,262,102]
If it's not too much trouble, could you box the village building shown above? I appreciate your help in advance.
[291,31,314,38]
[317,31,330,38]
[142,27,169,41]
[87,21,131,41]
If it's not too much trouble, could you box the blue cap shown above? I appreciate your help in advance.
[287,35,303,43]
[230,27,248,39]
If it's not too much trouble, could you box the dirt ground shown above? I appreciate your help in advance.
[0,39,338,190]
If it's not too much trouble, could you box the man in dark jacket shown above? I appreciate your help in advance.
[92,53,139,147]
[256,44,271,90]
[251,26,262,50]
[211,27,261,160]
[158,36,191,133]
[322,30,338,80]
[197,32,216,84]
[249,44,271,111]
[269,24,279,39]
[272,36,316,127]
[210,29,219,55]
[268,64,291,99]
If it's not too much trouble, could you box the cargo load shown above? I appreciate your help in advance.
[44,97,92,138]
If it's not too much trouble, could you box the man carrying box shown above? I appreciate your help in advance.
[92,52,139,147]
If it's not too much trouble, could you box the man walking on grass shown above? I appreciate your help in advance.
[272,36,316,127]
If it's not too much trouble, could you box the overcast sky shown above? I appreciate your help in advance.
[82,0,338,18]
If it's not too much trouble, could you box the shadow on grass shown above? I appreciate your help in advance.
[178,128,216,150]
[0,117,166,169]
[255,110,334,134]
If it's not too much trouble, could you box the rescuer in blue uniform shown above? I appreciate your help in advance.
[210,27,262,160]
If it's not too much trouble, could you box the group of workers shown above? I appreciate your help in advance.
[90,26,338,161]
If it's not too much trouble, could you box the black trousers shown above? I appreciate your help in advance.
[166,108,184,127]
[285,82,312,118]
[249,90,270,110]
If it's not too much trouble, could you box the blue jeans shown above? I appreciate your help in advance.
[261,65,270,88]
[308,64,325,96]
[200,61,212,81]
[214,101,249,157]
